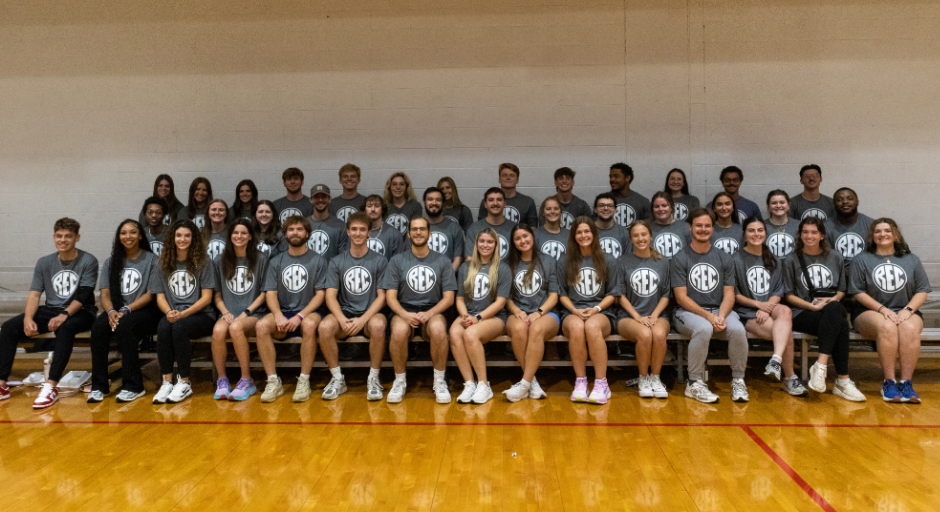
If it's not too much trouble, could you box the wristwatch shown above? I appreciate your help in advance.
[536,308,544,315]
[475,314,483,323]
[905,306,914,313]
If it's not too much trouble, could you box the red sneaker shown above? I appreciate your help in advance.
[33,383,59,409]
[0,385,10,401]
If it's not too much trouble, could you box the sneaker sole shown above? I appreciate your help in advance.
[764,369,781,381]
[436,396,451,404]
[732,396,749,403]
[168,391,193,403]
[529,391,547,399]
[387,395,404,404]
[214,393,229,400]
[33,398,59,409]
[472,394,493,404]
[833,388,866,402]
[292,395,311,403]
[653,393,669,399]
[229,387,257,402]
[881,392,902,403]
[367,394,383,401]
[117,391,146,403]
[685,392,718,403]
[638,391,655,398]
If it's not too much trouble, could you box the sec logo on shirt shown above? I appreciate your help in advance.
[472,273,491,300]
[599,237,623,258]
[630,268,660,297]
[386,214,409,234]
[766,233,794,258]
[800,264,833,290]
[689,263,720,294]
[150,241,164,256]
[746,266,771,296]
[282,264,308,293]
[120,268,143,296]
[407,265,437,294]
[614,204,637,227]
[836,233,866,259]
[713,237,739,255]
[802,208,827,220]
[503,206,521,223]
[336,206,357,222]
[575,268,602,297]
[514,269,543,297]
[654,233,683,258]
[227,266,254,296]
[168,270,197,299]
[428,232,449,254]
[52,270,79,299]
[541,240,566,261]
[367,238,386,256]
[193,214,206,229]
[307,230,331,255]
[207,239,226,260]
[256,241,271,254]
[344,266,373,296]
[279,208,302,223]
[497,235,510,259]
[873,263,907,294]
[560,211,575,229]
[673,203,689,221]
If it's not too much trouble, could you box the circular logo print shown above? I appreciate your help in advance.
[713,237,740,255]
[193,214,206,229]
[428,232,449,254]
[386,214,409,234]
[801,208,827,220]
[541,240,566,261]
[766,232,794,258]
[150,241,164,256]
[654,233,683,258]
[207,239,226,260]
[282,264,308,293]
[307,230,331,255]
[800,263,833,290]
[503,206,521,223]
[279,208,302,223]
[256,241,271,254]
[673,203,689,221]
[599,237,623,258]
[746,266,771,296]
[836,233,865,259]
[120,268,143,296]
[168,270,196,299]
[367,238,386,255]
[872,263,907,294]
[689,263,720,294]
[406,265,437,294]
[227,266,254,295]
[514,269,543,297]
[575,267,602,297]
[336,206,358,222]
[630,268,660,297]
[560,211,575,229]
[472,273,491,300]
[343,266,373,296]
[614,203,636,227]
[52,270,79,299]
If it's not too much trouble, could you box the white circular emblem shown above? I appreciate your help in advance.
[336,206,357,222]
[472,273,491,300]
[654,233,683,258]
[407,265,437,293]
[673,203,689,221]
[503,206,521,223]
[256,241,271,254]
[630,268,660,297]
[560,211,574,229]
[52,270,79,299]
[343,266,373,296]
[192,214,206,229]
[279,208,302,223]
[162,214,172,226]
[498,235,509,259]
[227,266,254,296]
[836,233,866,259]
[367,238,386,255]
[614,203,636,227]
[168,270,196,299]
[599,237,623,258]
[307,230,331,255]
[746,266,771,296]
[713,237,740,255]
[514,269,543,297]
[282,264,308,293]
[386,214,409,234]
[541,240,566,261]
[428,232,448,254]
[120,268,143,296]
[150,241,164,256]
[737,210,748,224]
[766,233,794,258]
[801,208,827,220]
[873,263,907,294]
[575,267,602,297]
[207,239,226,260]
[689,263,720,294]
[800,263,833,290]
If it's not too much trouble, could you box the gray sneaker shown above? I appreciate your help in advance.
[321,376,347,401]
[782,376,808,396]
[764,358,782,381]
[731,378,749,402]
[87,390,106,403]
[366,376,384,401]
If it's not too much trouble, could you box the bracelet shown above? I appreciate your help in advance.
[242,309,251,316]
[296,313,304,320]
[593,306,602,312]
[108,309,116,315]
[878,305,886,313]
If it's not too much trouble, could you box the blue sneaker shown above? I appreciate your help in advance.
[214,377,231,400]
[898,380,920,404]
[881,379,901,403]
[229,378,257,401]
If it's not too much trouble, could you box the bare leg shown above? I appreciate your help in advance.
[524,315,557,382]
[317,314,342,369]
[506,316,529,368]
[367,314,388,370]
[463,318,505,384]
[563,315,588,378]
[425,315,450,372]
[650,318,670,375]
[229,316,258,380]
[389,315,412,374]
[618,318,652,376]
[855,311,898,381]
[898,315,923,381]
[449,321,474,382]
[585,314,611,380]
[299,315,322,375]
[211,318,231,377]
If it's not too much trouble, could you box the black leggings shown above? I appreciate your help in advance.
[792,301,851,375]
[0,306,95,382]
[156,313,215,379]
[90,306,162,393]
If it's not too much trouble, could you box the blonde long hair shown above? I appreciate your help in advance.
[383,172,417,205]
[464,228,502,302]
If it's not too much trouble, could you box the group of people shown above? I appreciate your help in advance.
[0,163,929,410]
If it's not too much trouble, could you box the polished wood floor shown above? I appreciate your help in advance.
[2,359,939,512]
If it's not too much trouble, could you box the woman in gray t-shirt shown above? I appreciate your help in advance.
[664,168,701,222]
[449,229,511,405]
[649,192,687,259]
[711,191,742,255]
[764,190,801,258]
[253,200,286,258]
[534,196,570,263]
[849,218,931,403]
[616,220,672,399]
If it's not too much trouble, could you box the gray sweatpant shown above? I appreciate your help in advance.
[673,308,748,381]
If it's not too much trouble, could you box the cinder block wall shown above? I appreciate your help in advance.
[2,0,938,289]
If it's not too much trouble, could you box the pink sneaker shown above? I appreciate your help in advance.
[589,378,611,404]
[33,383,59,409]
[570,377,589,402]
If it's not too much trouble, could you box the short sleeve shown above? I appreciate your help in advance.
[605,259,622,298]
[149,269,165,295]
[262,258,278,292]
[912,255,933,294]
[660,262,672,299]
[834,253,847,292]
[496,263,512,298]
[847,257,867,295]
[456,262,469,299]
[441,259,459,292]
[99,258,112,290]
[453,226,464,260]
[80,254,99,288]
[546,258,559,294]
[380,257,401,291]
[556,257,569,297]
[198,261,216,290]
[30,258,45,293]
[314,257,330,290]
[325,259,341,290]
[670,252,688,289]
[721,253,736,288]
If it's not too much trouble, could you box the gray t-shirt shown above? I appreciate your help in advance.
[145,227,166,257]
[712,223,743,255]
[670,245,735,309]
[263,249,329,313]
[613,191,651,227]
[597,223,632,259]
[651,221,687,259]
[404,217,463,262]
[138,204,185,229]
[848,252,931,312]
[825,214,873,270]
[619,252,671,317]
[789,194,836,221]
[510,255,559,314]
[673,194,701,222]
[464,218,515,260]
[539,195,592,230]
[214,256,269,316]
[457,261,512,318]
[326,249,388,317]
[329,193,366,223]
[764,218,801,258]
[556,254,622,310]
[273,196,313,224]
[31,250,99,314]
[367,224,404,261]
[535,226,569,262]
[380,250,458,311]
[99,252,159,307]
[307,215,348,260]
[443,205,474,231]
[150,260,216,315]
[256,232,287,259]
[206,231,227,261]
[386,199,424,234]
[478,192,539,227]
[732,250,784,320]
[181,206,208,230]
[783,250,846,317]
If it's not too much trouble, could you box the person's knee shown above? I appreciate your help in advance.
[898,320,922,340]
[301,317,319,336]
[369,315,386,334]
[636,328,652,345]
[318,318,336,338]
[212,322,229,339]
[776,305,792,322]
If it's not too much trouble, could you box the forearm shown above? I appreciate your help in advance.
[718,288,735,318]
[785,293,815,311]
[651,297,670,318]
[676,293,712,319]
[386,292,409,318]
[455,297,469,317]
[24,292,41,320]
[854,292,881,311]
[299,291,325,317]
[559,296,577,314]
[908,292,928,312]
[100,290,114,313]
[325,291,345,319]
[426,292,455,317]
[125,292,153,311]
[596,295,615,311]
[478,298,506,320]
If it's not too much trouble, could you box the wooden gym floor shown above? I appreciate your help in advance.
[1,359,939,512]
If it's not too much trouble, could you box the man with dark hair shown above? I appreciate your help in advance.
[539,167,592,229]
[361,194,403,261]
[307,184,348,260]
[790,164,836,220]
[710,166,762,222]
[609,162,652,227]
[466,187,515,260]
[594,193,632,259]
[329,163,366,222]
[825,187,874,272]
[0,218,99,409]
[406,187,463,272]
[274,167,313,223]
[143,196,169,256]
[476,163,539,227]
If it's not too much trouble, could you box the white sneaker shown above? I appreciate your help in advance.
[87,390,106,403]
[471,381,493,404]
[321,376,347,401]
[153,380,174,404]
[503,380,531,402]
[366,376,384,401]
[731,378,749,402]
[833,379,866,402]
[116,389,146,403]
[457,381,476,403]
[685,380,719,403]
[293,375,312,402]
[782,376,808,396]
[260,375,285,403]
[387,379,406,403]
[638,375,654,398]
[167,378,193,403]
[649,375,668,399]
[433,379,452,404]
[764,358,782,381]
[808,363,827,393]
[528,376,547,399]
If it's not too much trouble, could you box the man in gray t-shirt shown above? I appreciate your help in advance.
[328,163,366,223]
[476,163,538,227]
[407,187,463,271]
[538,167,592,229]
[825,187,873,273]
[594,193,632,258]
[789,165,836,221]
[307,184,348,261]
[381,217,458,404]
[609,163,652,227]
[273,167,313,223]
[465,188,516,260]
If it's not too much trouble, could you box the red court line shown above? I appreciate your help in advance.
[742,426,837,512]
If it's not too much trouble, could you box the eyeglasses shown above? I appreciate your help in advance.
[723,178,742,184]
[409,227,428,232]
[596,204,615,210]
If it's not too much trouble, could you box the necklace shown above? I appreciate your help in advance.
[371,224,384,239]
[59,253,78,270]
[769,218,788,233]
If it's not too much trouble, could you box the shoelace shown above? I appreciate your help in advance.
[391,381,406,394]
[325,378,341,392]
[234,380,252,391]
[369,379,384,392]
[899,381,914,397]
